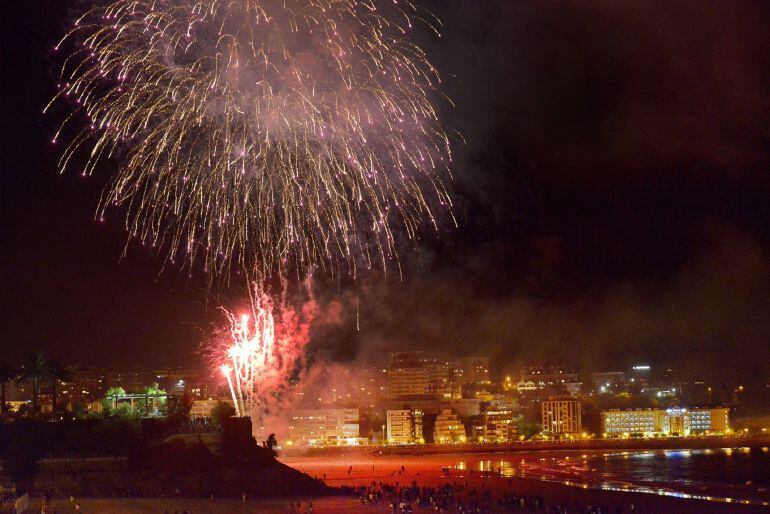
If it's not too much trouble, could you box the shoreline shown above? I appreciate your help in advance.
[282,448,770,513]
[283,434,770,458]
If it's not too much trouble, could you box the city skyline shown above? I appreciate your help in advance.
[1,351,749,420]
[2,1,770,386]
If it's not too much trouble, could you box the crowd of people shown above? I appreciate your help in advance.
[0,489,28,512]
[0,490,18,505]
[344,478,634,514]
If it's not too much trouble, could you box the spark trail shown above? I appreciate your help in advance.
[46,0,454,282]
[216,285,316,432]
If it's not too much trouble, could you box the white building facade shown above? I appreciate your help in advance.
[289,408,361,446]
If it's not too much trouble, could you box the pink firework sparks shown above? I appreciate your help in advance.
[215,286,317,428]
[221,306,276,418]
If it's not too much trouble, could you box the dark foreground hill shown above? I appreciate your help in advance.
[1,417,332,498]
[34,439,330,498]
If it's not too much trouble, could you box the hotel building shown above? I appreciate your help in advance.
[386,352,481,400]
[288,408,361,446]
[601,407,730,437]
[386,409,424,444]
[541,399,582,435]
[474,407,520,442]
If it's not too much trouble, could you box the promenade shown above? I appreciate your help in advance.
[284,434,770,458]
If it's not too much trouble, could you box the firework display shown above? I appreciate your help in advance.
[217,287,316,429]
[46,0,454,280]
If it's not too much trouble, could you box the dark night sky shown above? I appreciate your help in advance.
[2,1,769,385]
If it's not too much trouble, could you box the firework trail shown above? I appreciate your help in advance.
[46,0,454,281]
[211,283,317,432]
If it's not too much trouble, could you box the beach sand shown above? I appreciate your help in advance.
[43,497,360,513]
[32,450,769,513]
[282,451,769,513]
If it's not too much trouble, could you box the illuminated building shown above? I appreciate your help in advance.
[628,364,651,388]
[55,366,215,408]
[321,365,388,409]
[182,377,214,400]
[519,366,582,398]
[386,409,424,444]
[4,400,30,413]
[601,407,730,437]
[427,358,456,399]
[288,408,361,446]
[520,366,579,387]
[455,357,490,384]
[57,366,107,407]
[592,371,626,394]
[541,399,582,435]
[515,380,538,393]
[434,409,467,443]
[387,352,432,397]
[474,407,519,442]
[104,369,156,393]
[153,368,188,394]
[386,352,463,400]
[4,381,31,402]
[563,382,582,396]
[641,384,681,400]
[387,365,430,397]
[365,366,389,403]
[189,399,234,419]
[152,368,211,398]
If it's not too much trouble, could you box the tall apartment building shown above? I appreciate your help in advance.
[516,366,582,398]
[602,407,729,437]
[387,352,443,397]
[521,366,578,385]
[455,357,491,384]
[434,409,466,443]
[426,358,456,399]
[387,352,427,397]
[386,352,474,400]
[349,366,389,409]
[541,399,582,435]
[387,364,430,397]
[386,409,424,444]
[288,408,360,446]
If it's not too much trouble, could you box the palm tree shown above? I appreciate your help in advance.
[48,359,71,417]
[16,353,50,415]
[0,362,16,416]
